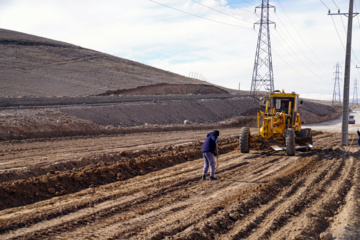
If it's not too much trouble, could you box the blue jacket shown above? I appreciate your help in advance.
[202,131,219,155]
[357,130,360,146]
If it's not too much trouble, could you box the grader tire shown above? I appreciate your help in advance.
[286,128,296,156]
[240,127,250,153]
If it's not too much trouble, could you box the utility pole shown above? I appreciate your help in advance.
[250,0,275,98]
[332,63,342,106]
[352,78,359,107]
[328,0,358,146]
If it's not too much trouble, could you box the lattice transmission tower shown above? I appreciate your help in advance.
[250,0,276,98]
[332,63,342,106]
[352,78,359,107]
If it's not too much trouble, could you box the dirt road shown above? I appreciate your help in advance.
[304,108,360,134]
[0,127,359,239]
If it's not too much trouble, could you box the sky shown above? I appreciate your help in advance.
[0,0,360,100]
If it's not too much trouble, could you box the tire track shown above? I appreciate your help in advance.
[173,154,318,239]
[246,153,345,239]
[293,156,357,239]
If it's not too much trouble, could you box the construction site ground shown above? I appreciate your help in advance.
[1,114,360,239]
[1,28,358,239]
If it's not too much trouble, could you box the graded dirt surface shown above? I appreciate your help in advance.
[0,127,359,239]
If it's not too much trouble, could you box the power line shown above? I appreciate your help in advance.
[270,3,329,81]
[320,0,330,10]
[337,11,360,64]
[355,1,360,28]
[271,47,325,85]
[340,12,348,32]
[149,0,253,29]
[351,49,360,65]
[275,0,330,70]
[333,9,360,64]
[352,1,360,63]
[331,0,340,10]
[219,0,261,14]
[273,13,329,77]
[330,15,346,50]
[240,0,259,7]
[189,0,254,23]
[271,33,328,83]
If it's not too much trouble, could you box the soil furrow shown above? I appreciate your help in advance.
[246,154,344,239]
[171,154,318,239]
[293,157,356,239]
[215,154,330,239]
[1,164,207,239]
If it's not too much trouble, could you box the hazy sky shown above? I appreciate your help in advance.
[1,0,360,100]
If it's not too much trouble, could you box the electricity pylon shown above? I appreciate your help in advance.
[250,0,275,98]
[352,78,359,107]
[332,63,342,106]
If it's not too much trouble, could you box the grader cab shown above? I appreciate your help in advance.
[240,90,312,156]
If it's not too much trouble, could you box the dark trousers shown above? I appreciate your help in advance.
[202,152,215,177]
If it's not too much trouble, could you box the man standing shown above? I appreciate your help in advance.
[202,130,219,181]
[357,129,360,147]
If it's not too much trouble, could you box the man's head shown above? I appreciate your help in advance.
[214,130,219,136]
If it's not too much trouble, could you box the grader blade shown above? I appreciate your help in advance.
[271,144,313,152]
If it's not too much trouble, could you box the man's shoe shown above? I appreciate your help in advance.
[210,176,217,181]
[202,175,206,180]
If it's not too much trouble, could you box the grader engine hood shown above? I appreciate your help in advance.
[259,114,285,140]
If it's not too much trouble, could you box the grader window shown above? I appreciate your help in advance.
[275,99,281,110]
[272,98,295,113]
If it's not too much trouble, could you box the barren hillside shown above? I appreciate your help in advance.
[0,28,220,98]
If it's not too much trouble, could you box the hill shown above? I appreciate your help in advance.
[0,28,223,98]
[0,28,342,141]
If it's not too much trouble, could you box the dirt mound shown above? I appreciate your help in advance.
[61,97,258,126]
[0,97,261,140]
[98,83,229,96]
[0,96,341,141]
[0,109,101,141]
[300,101,342,123]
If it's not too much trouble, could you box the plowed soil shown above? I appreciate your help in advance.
[0,128,359,239]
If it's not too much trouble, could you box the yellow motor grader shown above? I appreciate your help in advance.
[240,90,312,156]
